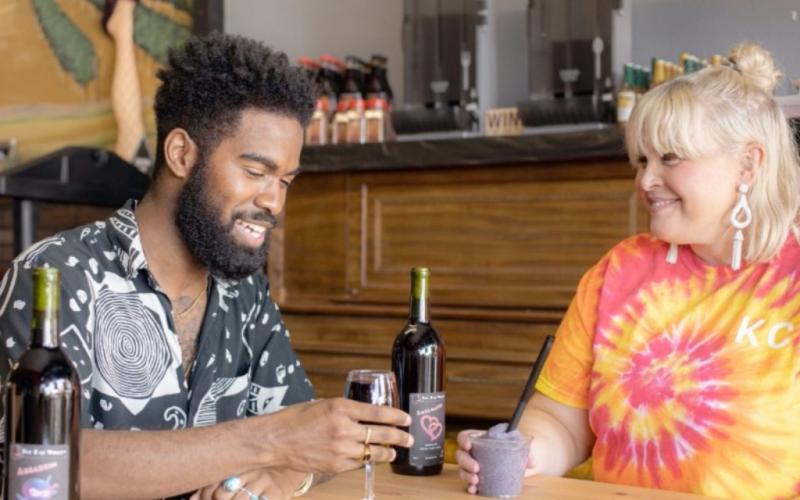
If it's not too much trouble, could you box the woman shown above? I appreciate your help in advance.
[457,43,800,499]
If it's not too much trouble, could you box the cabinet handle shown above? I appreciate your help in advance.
[447,375,524,386]
[307,368,351,376]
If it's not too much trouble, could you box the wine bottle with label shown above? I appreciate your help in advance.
[3,268,80,499]
[391,267,445,476]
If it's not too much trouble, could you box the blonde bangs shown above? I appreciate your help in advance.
[624,59,800,263]
[625,81,713,165]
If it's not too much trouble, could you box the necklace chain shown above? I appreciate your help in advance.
[174,282,206,318]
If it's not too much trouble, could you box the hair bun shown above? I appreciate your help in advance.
[728,43,783,94]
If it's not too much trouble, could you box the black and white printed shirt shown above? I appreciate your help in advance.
[0,201,314,435]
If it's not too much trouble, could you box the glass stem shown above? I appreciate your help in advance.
[364,461,375,500]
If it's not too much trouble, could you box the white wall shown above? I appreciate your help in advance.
[224,0,405,104]
[631,0,800,95]
[224,0,800,105]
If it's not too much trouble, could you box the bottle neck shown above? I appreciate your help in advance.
[32,311,59,348]
[31,268,60,349]
[408,274,430,324]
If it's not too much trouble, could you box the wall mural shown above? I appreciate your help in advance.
[0,0,192,167]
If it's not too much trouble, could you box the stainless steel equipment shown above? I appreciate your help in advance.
[399,0,619,136]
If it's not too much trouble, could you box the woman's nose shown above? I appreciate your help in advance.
[637,163,661,191]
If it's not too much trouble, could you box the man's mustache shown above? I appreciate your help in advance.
[233,212,278,228]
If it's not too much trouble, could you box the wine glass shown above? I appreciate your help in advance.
[344,370,399,500]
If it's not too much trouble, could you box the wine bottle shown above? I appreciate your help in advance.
[391,268,445,476]
[3,268,80,499]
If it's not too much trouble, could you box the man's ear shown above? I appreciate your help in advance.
[740,142,766,184]
[163,128,199,179]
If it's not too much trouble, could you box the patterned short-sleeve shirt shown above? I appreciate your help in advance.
[0,201,314,435]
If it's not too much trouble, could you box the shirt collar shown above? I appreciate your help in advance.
[108,200,149,279]
[107,200,238,289]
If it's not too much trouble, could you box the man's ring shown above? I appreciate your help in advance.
[223,476,242,492]
[223,476,269,500]
[364,426,372,445]
[360,442,372,464]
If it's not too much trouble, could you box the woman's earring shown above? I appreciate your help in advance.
[729,183,752,270]
[666,243,679,264]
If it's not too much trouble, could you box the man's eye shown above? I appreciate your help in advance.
[245,169,264,178]
[280,179,292,188]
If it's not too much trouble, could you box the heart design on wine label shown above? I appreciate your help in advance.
[420,415,443,441]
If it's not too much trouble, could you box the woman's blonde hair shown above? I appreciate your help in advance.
[626,42,800,263]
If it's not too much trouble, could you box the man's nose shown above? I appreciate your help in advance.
[253,179,284,215]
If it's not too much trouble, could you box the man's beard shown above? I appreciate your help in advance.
[175,157,276,280]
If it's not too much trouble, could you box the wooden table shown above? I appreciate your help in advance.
[306,465,709,499]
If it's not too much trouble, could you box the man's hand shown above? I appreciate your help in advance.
[258,398,413,475]
[190,467,298,500]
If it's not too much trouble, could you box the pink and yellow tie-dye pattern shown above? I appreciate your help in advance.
[536,234,800,499]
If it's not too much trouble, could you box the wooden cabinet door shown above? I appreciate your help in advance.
[343,162,644,309]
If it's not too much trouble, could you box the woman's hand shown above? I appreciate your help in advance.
[455,429,483,494]
[455,429,537,494]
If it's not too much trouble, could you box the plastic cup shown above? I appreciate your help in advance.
[469,428,531,498]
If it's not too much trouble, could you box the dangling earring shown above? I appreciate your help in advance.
[729,183,752,270]
[666,243,678,264]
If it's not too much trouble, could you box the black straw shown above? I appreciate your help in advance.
[507,335,555,432]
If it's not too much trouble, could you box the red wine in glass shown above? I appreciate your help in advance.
[344,370,399,500]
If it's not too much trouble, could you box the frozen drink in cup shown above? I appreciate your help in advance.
[469,423,531,498]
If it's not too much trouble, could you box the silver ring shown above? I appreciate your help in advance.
[223,476,242,492]
[223,476,267,500]
[240,487,259,500]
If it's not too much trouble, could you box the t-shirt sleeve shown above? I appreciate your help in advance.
[535,257,607,409]
[248,286,315,415]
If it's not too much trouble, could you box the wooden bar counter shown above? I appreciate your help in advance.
[270,127,644,420]
[306,465,708,499]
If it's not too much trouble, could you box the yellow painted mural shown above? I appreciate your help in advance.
[0,0,192,168]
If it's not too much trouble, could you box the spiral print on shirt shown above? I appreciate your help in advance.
[94,288,172,398]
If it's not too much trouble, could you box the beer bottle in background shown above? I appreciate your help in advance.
[651,58,666,89]
[3,268,80,499]
[320,54,345,97]
[369,54,393,104]
[365,55,392,143]
[343,56,366,144]
[299,57,328,146]
[391,268,445,476]
[616,63,637,125]
[332,56,365,144]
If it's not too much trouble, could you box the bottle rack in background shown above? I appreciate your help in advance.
[617,51,734,125]
[300,54,395,146]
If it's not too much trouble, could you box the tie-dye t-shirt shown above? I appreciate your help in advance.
[535,233,800,499]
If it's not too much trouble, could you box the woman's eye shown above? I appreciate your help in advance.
[636,156,647,167]
[661,153,681,165]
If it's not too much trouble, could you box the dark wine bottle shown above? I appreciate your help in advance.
[391,268,445,476]
[3,268,80,499]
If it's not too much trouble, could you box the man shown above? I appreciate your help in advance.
[0,32,411,499]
